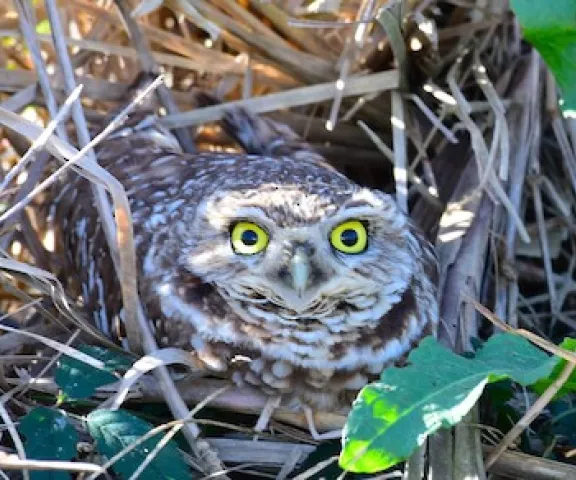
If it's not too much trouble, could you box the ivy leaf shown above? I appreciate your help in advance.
[510,0,576,116]
[531,338,576,399]
[19,407,78,480]
[55,345,133,399]
[339,334,556,473]
[87,409,191,480]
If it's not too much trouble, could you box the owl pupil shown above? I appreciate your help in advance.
[241,230,258,246]
[341,229,358,246]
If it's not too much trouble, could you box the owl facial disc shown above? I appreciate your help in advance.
[184,185,416,322]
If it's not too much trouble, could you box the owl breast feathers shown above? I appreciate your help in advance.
[51,105,439,409]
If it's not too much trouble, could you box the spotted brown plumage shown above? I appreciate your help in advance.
[50,95,439,410]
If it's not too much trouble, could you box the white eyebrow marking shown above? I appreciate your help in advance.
[206,205,274,231]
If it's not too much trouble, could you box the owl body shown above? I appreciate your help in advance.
[53,106,438,409]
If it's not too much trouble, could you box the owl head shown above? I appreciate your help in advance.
[174,161,420,341]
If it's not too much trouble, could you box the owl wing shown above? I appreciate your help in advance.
[51,73,188,340]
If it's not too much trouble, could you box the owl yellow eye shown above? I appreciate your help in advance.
[330,220,368,254]
[231,222,269,255]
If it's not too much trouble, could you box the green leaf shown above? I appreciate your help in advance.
[19,407,78,480]
[531,338,576,399]
[546,398,576,451]
[1,37,17,47]
[35,19,51,35]
[339,334,556,473]
[510,0,576,116]
[55,345,133,399]
[87,409,190,480]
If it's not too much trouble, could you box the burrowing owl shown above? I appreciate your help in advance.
[50,92,438,411]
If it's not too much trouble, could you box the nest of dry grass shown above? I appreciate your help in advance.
[0,0,575,479]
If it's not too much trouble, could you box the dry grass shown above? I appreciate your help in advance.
[0,0,575,479]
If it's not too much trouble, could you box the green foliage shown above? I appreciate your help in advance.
[35,19,51,35]
[87,409,191,480]
[339,334,556,473]
[531,338,576,398]
[1,37,17,48]
[55,344,133,399]
[510,0,576,116]
[545,398,576,457]
[19,407,78,480]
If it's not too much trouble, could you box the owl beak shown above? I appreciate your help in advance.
[289,246,310,297]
